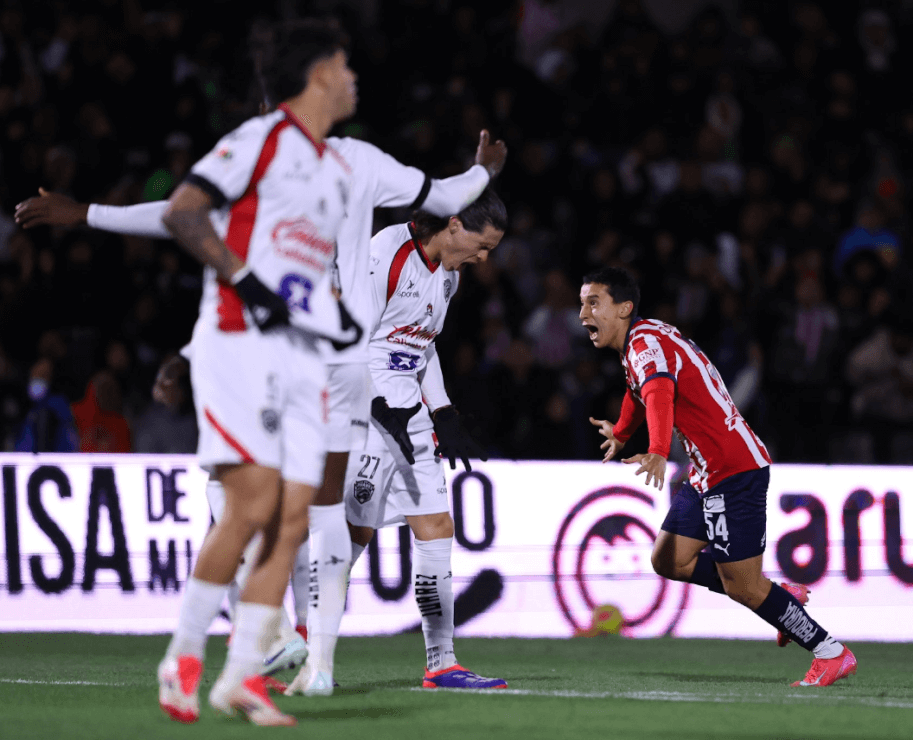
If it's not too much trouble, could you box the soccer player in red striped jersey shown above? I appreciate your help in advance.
[581,267,856,688]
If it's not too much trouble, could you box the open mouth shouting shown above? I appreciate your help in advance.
[582,321,599,342]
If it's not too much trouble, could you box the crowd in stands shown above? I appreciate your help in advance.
[1,0,911,464]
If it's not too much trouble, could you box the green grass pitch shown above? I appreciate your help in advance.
[0,633,910,740]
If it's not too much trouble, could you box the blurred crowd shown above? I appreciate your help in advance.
[1,0,912,464]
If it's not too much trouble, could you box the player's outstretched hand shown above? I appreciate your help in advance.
[622,453,667,489]
[589,417,623,462]
[231,267,290,332]
[475,130,507,179]
[371,397,421,464]
[432,405,487,472]
[14,188,89,229]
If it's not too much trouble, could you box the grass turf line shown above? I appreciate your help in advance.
[0,634,910,740]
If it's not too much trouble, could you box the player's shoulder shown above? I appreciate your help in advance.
[626,319,681,354]
[326,136,381,159]
[328,136,388,174]
[370,222,414,261]
[631,318,682,338]
[219,110,286,146]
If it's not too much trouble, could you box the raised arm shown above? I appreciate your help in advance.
[349,129,507,218]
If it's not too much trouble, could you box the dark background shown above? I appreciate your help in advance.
[2,0,912,464]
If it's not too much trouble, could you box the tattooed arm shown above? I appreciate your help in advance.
[163,182,289,331]
[162,183,243,281]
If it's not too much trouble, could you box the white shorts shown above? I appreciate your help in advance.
[344,407,449,529]
[325,362,370,453]
[191,326,328,487]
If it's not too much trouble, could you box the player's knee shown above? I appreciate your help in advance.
[412,512,454,541]
[277,507,309,549]
[220,501,273,538]
[651,550,678,580]
[431,512,454,539]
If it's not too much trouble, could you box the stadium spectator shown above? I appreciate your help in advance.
[133,352,197,454]
[768,273,841,462]
[834,202,901,274]
[845,311,913,463]
[71,369,131,452]
[523,268,585,369]
[15,357,78,452]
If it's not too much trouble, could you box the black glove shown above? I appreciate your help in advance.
[330,299,364,352]
[432,405,487,472]
[371,397,421,464]
[232,269,290,331]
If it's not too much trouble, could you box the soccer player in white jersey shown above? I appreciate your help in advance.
[338,187,508,690]
[151,20,365,726]
[582,267,857,689]
[15,126,506,696]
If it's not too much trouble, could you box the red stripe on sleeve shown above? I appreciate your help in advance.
[204,407,256,463]
[642,377,675,458]
[217,119,290,331]
[386,241,415,303]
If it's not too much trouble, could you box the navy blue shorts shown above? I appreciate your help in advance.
[661,467,770,563]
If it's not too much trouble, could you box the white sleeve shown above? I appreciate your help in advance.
[188,116,275,205]
[419,343,451,412]
[421,165,490,217]
[355,140,426,208]
[86,202,171,238]
[352,138,490,214]
[367,250,388,336]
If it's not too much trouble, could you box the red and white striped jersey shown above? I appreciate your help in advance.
[366,222,459,409]
[189,104,351,339]
[622,318,771,493]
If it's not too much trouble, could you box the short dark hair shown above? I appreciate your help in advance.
[259,19,349,105]
[582,266,640,316]
[412,186,508,243]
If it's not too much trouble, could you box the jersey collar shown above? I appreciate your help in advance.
[407,222,440,273]
[278,103,326,158]
[621,316,645,355]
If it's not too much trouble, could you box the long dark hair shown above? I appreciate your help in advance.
[412,186,508,243]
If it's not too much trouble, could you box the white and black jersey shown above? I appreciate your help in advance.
[366,222,459,410]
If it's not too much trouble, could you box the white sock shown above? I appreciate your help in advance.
[813,635,844,660]
[291,538,310,628]
[350,542,366,568]
[413,537,456,671]
[307,503,352,674]
[222,602,281,684]
[167,577,228,660]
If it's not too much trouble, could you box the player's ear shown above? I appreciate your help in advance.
[449,216,462,234]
